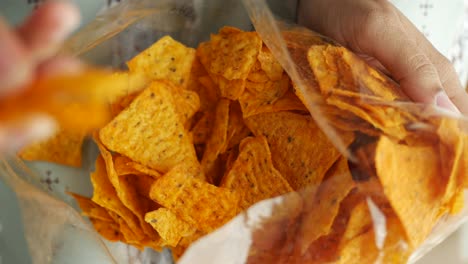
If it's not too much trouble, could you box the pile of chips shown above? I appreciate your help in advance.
[20,27,468,263]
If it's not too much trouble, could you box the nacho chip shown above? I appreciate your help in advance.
[96,140,159,240]
[257,46,284,81]
[437,118,465,211]
[90,155,145,241]
[99,81,198,173]
[239,79,306,118]
[201,99,230,183]
[298,157,355,253]
[113,155,162,178]
[209,29,262,81]
[90,218,122,242]
[325,95,412,141]
[198,28,262,100]
[245,111,354,189]
[307,45,407,100]
[19,129,85,167]
[0,69,137,133]
[70,193,113,222]
[191,112,215,144]
[375,136,444,247]
[149,164,239,232]
[127,36,195,87]
[225,102,251,151]
[145,208,196,247]
[220,136,293,211]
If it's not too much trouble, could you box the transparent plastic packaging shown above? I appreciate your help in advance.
[1,0,468,263]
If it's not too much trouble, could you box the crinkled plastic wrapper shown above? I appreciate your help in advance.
[2,0,468,263]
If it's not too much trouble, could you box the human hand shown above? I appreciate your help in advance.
[0,1,81,152]
[298,0,468,115]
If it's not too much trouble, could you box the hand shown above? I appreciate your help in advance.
[0,1,81,152]
[298,0,468,115]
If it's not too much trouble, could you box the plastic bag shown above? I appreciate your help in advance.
[1,0,468,263]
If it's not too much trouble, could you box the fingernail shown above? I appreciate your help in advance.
[435,91,461,114]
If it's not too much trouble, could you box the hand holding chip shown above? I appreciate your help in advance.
[0,1,81,152]
[298,0,468,115]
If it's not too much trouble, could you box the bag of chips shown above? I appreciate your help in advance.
[2,0,468,263]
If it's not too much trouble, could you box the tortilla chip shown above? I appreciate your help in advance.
[437,118,465,211]
[90,155,145,241]
[375,136,444,247]
[127,36,195,87]
[245,111,354,189]
[209,29,262,81]
[298,157,356,253]
[215,76,246,100]
[90,218,122,242]
[186,58,218,112]
[99,80,198,173]
[220,136,293,211]
[149,163,239,232]
[325,94,412,141]
[257,46,284,81]
[0,69,137,133]
[225,102,251,151]
[198,28,262,100]
[307,45,407,101]
[70,193,113,222]
[19,129,85,167]
[191,111,215,145]
[145,208,196,247]
[113,155,162,178]
[96,140,159,240]
[201,99,230,183]
[239,79,306,118]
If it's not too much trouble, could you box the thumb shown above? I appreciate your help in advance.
[358,20,445,106]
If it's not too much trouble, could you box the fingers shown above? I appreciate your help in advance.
[36,56,85,77]
[353,6,444,105]
[395,11,468,114]
[0,114,57,153]
[0,18,32,95]
[17,0,81,62]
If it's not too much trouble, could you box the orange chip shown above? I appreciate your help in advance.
[220,136,293,211]
[149,164,239,232]
[239,77,306,118]
[257,46,284,81]
[70,192,113,222]
[325,95,412,141]
[145,208,196,247]
[307,45,407,101]
[201,99,230,183]
[245,111,354,189]
[127,36,195,87]
[215,75,246,100]
[174,88,200,125]
[298,157,355,253]
[209,29,262,81]
[19,129,85,167]
[113,155,162,178]
[247,69,270,83]
[99,81,199,173]
[375,136,444,247]
[437,118,465,212]
[90,155,145,241]
[190,111,215,144]
[96,140,159,240]
[186,58,218,112]
[90,218,122,242]
[225,102,251,150]
[0,69,137,133]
